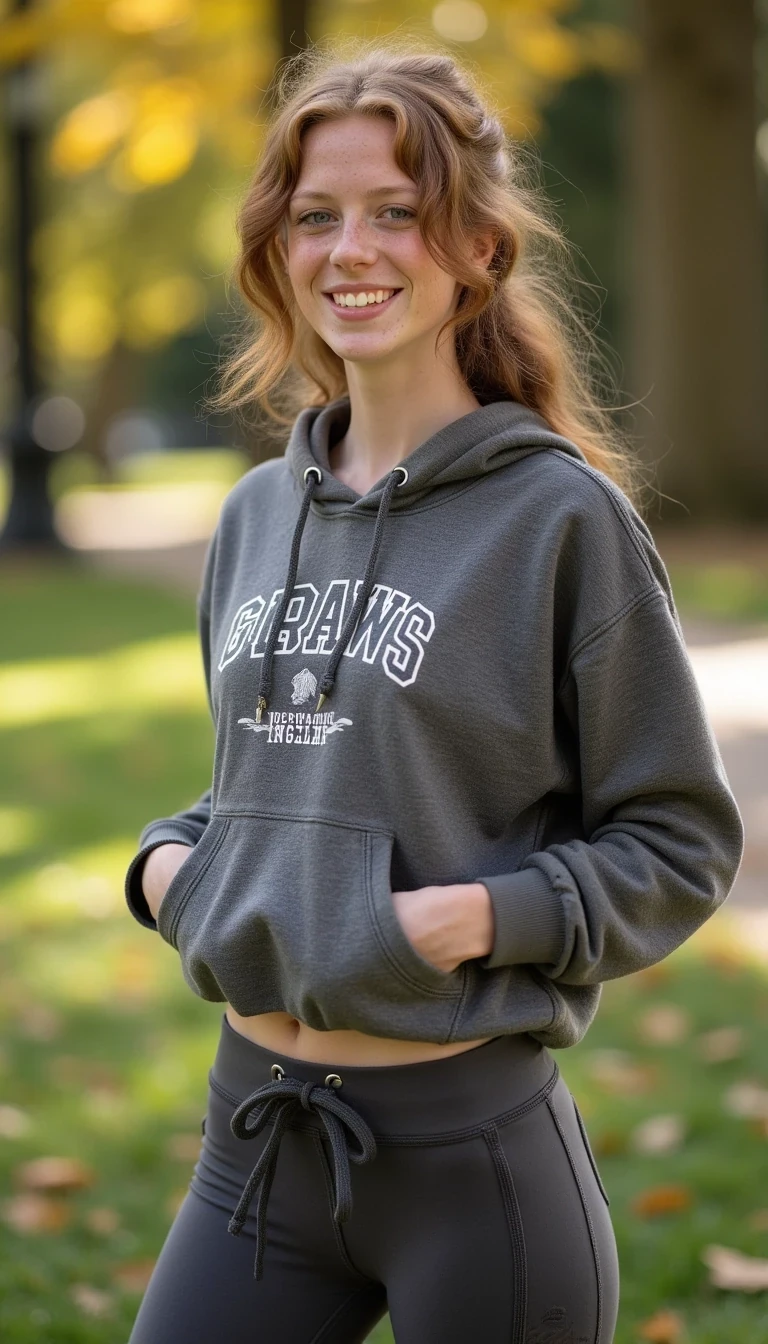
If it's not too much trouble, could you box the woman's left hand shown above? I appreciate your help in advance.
[391,883,495,973]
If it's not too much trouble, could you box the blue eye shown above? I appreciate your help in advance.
[296,207,416,227]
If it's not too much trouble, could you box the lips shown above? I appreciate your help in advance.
[323,290,403,318]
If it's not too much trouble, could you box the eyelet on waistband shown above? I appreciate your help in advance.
[393,466,408,486]
[271,1063,285,1081]
[303,466,322,484]
[324,1073,343,1089]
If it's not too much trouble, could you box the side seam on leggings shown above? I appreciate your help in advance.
[482,1124,527,1344]
[546,1094,603,1344]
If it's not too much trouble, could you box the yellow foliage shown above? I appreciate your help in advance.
[505,15,583,81]
[195,197,239,270]
[122,117,198,185]
[107,0,192,34]
[111,76,201,187]
[49,91,131,176]
[123,274,206,347]
[43,271,119,361]
[0,8,43,68]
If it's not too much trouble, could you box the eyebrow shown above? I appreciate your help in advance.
[290,184,419,203]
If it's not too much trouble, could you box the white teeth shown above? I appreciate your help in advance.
[331,289,395,307]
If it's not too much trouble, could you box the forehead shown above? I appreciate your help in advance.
[292,115,416,194]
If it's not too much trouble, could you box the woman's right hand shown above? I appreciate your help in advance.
[142,842,195,922]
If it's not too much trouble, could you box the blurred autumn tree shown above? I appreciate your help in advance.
[0,0,635,467]
[2,0,766,519]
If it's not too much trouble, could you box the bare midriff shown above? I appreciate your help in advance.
[224,1006,493,1066]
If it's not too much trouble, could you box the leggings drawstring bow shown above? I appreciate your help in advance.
[227,1072,377,1280]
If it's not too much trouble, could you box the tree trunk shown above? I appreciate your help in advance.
[624,0,768,521]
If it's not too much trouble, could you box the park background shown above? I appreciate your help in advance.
[1,1,768,1340]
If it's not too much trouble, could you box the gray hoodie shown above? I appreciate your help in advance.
[124,395,744,1049]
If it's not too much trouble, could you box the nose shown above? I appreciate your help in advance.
[328,214,378,270]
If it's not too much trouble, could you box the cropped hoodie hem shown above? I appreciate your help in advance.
[123,393,744,1050]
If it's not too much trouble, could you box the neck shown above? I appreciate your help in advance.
[329,358,481,495]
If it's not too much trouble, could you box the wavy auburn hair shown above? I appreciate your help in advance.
[211,34,647,506]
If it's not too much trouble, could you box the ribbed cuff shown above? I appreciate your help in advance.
[475,867,565,969]
[124,824,199,931]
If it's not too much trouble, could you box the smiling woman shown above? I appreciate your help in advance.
[122,33,743,1344]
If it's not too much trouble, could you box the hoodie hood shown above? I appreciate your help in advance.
[284,394,588,513]
[253,394,589,722]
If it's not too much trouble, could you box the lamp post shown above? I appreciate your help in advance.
[0,0,69,553]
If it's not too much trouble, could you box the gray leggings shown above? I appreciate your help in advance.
[128,1012,619,1343]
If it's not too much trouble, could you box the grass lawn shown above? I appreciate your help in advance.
[0,560,767,1342]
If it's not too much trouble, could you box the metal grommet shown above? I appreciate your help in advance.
[324,1073,343,1089]
[394,465,408,486]
[303,465,322,485]
[271,1063,285,1081]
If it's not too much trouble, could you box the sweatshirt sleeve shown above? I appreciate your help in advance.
[476,587,745,984]
[124,538,218,931]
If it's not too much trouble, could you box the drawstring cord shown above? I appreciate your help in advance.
[254,462,408,722]
[227,1069,377,1280]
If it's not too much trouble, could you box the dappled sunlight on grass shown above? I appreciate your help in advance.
[0,634,206,728]
[1,560,767,1343]
[0,837,139,935]
[0,807,43,858]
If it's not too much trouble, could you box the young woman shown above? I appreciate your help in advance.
[124,40,744,1344]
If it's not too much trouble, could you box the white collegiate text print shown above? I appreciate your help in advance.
[219,579,435,687]
[238,702,353,747]
[224,577,436,750]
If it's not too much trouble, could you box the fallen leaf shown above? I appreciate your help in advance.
[701,1243,768,1292]
[586,1049,657,1095]
[0,1105,32,1139]
[636,1308,686,1341]
[167,1132,203,1162]
[630,1114,686,1155]
[694,1026,745,1063]
[592,1127,629,1157]
[69,1283,114,1318]
[84,1206,121,1235]
[48,1054,84,1086]
[633,963,674,988]
[636,1004,691,1046]
[723,1081,768,1120]
[15,1003,63,1042]
[112,1257,157,1294]
[699,945,747,975]
[15,1156,96,1193]
[2,1192,72,1233]
[630,1184,693,1217]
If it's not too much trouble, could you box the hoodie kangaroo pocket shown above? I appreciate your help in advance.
[156,816,231,948]
[170,813,464,1042]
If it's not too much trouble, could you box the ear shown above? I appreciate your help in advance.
[471,227,498,270]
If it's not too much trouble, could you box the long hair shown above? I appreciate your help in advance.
[211,34,647,507]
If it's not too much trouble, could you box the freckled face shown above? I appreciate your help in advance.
[281,114,464,367]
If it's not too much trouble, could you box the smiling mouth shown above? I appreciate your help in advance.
[323,289,403,314]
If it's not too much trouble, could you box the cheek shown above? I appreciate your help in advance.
[402,242,459,311]
[286,241,325,289]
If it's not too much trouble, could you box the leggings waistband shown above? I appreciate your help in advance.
[209,1013,559,1281]
[211,1012,558,1139]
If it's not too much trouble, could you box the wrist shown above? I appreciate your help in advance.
[460,881,495,960]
